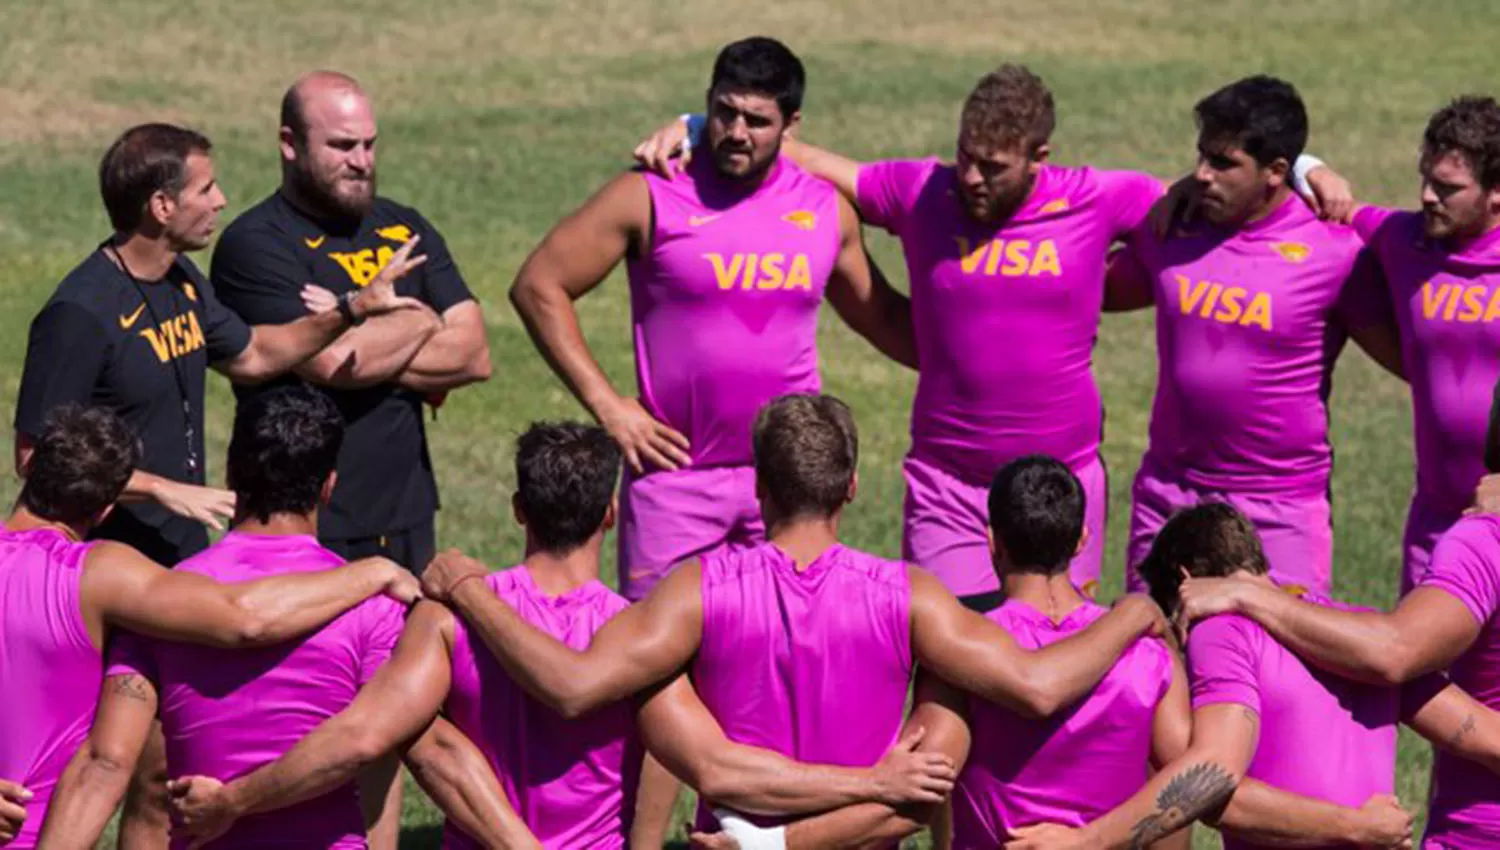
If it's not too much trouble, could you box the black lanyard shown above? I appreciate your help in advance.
[105,243,200,477]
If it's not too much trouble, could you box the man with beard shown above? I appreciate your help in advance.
[634,66,1352,606]
[210,70,492,847]
[509,37,915,602]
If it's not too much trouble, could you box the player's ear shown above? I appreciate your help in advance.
[146,189,175,229]
[602,496,618,533]
[1265,156,1291,189]
[93,503,115,530]
[845,470,858,505]
[782,109,802,141]
[279,126,299,163]
[511,492,526,529]
[1031,142,1052,166]
[320,471,337,506]
[1073,526,1089,557]
[985,525,998,561]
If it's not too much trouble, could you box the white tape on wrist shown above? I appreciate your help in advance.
[713,809,788,850]
[1291,153,1325,197]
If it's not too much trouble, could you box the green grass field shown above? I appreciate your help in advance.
[2,0,1494,845]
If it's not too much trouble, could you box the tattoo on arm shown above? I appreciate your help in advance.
[1449,713,1478,749]
[111,675,152,702]
[1127,763,1236,848]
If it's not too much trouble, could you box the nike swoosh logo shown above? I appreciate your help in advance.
[304,236,326,249]
[688,214,722,227]
[118,303,146,330]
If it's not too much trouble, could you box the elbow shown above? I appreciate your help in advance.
[467,349,492,384]
[347,724,392,770]
[1013,675,1067,719]
[554,694,594,721]
[226,600,274,647]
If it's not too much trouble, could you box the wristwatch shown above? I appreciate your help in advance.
[337,290,365,326]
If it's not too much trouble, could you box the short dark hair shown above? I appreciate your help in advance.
[1137,503,1269,617]
[987,455,1084,575]
[1423,96,1500,190]
[514,421,622,554]
[709,37,806,120]
[20,406,141,525]
[1194,75,1308,167]
[959,64,1056,155]
[752,394,858,519]
[98,123,213,233]
[226,386,345,523]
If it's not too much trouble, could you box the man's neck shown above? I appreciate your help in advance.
[4,505,88,542]
[1239,185,1293,228]
[108,232,178,281]
[765,514,841,571]
[231,511,318,538]
[1002,569,1085,622]
[1449,213,1500,249]
[522,535,604,597]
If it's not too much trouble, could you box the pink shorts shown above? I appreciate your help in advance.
[1402,494,1465,596]
[1125,462,1332,596]
[617,465,765,601]
[901,453,1108,599]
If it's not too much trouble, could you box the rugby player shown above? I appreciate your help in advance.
[0,403,417,850]
[509,37,916,602]
[1107,76,1402,596]
[36,388,424,849]
[1049,503,1500,849]
[159,420,960,850]
[416,394,1169,845]
[635,66,1350,605]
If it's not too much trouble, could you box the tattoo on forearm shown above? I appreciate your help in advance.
[1127,763,1236,849]
[111,675,152,702]
[1449,713,1478,749]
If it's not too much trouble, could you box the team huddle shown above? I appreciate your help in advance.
[2,31,1500,850]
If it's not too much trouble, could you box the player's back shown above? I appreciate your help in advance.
[628,157,840,467]
[444,567,637,850]
[1187,595,1405,850]
[0,527,100,850]
[692,542,912,832]
[951,600,1171,848]
[106,532,406,850]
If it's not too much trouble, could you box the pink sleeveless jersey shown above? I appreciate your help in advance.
[443,567,638,850]
[691,543,912,835]
[0,527,100,850]
[629,157,840,468]
[857,159,1161,483]
[950,600,1172,848]
[106,533,406,850]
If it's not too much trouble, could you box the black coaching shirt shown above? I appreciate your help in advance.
[211,192,474,541]
[14,249,253,565]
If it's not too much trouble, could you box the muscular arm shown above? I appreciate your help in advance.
[405,716,541,850]
[909,568,1161,717]
[1074,703,1257,849]
[1407,681,1500,777]
[773,674,971,849]
[1148,655,1382,848]
[220,307,385,384]
[394,301,492,393]
[208,601,454,819]
[1349,320,1406,381]
[291,307,442,389]
[82,542,407,650]
[507,172,649,422]
[823,195,916,369]
[781,137,862,202]
[446,559,703,718]
[638,673,951,816]
[630,751,681,850]
[36,674,159,850]
[1215,583,1478,686]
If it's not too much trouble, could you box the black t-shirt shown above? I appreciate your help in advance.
[14,248,253,565]
[211,192,474,540]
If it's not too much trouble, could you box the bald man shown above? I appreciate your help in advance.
[210,70,491,848]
